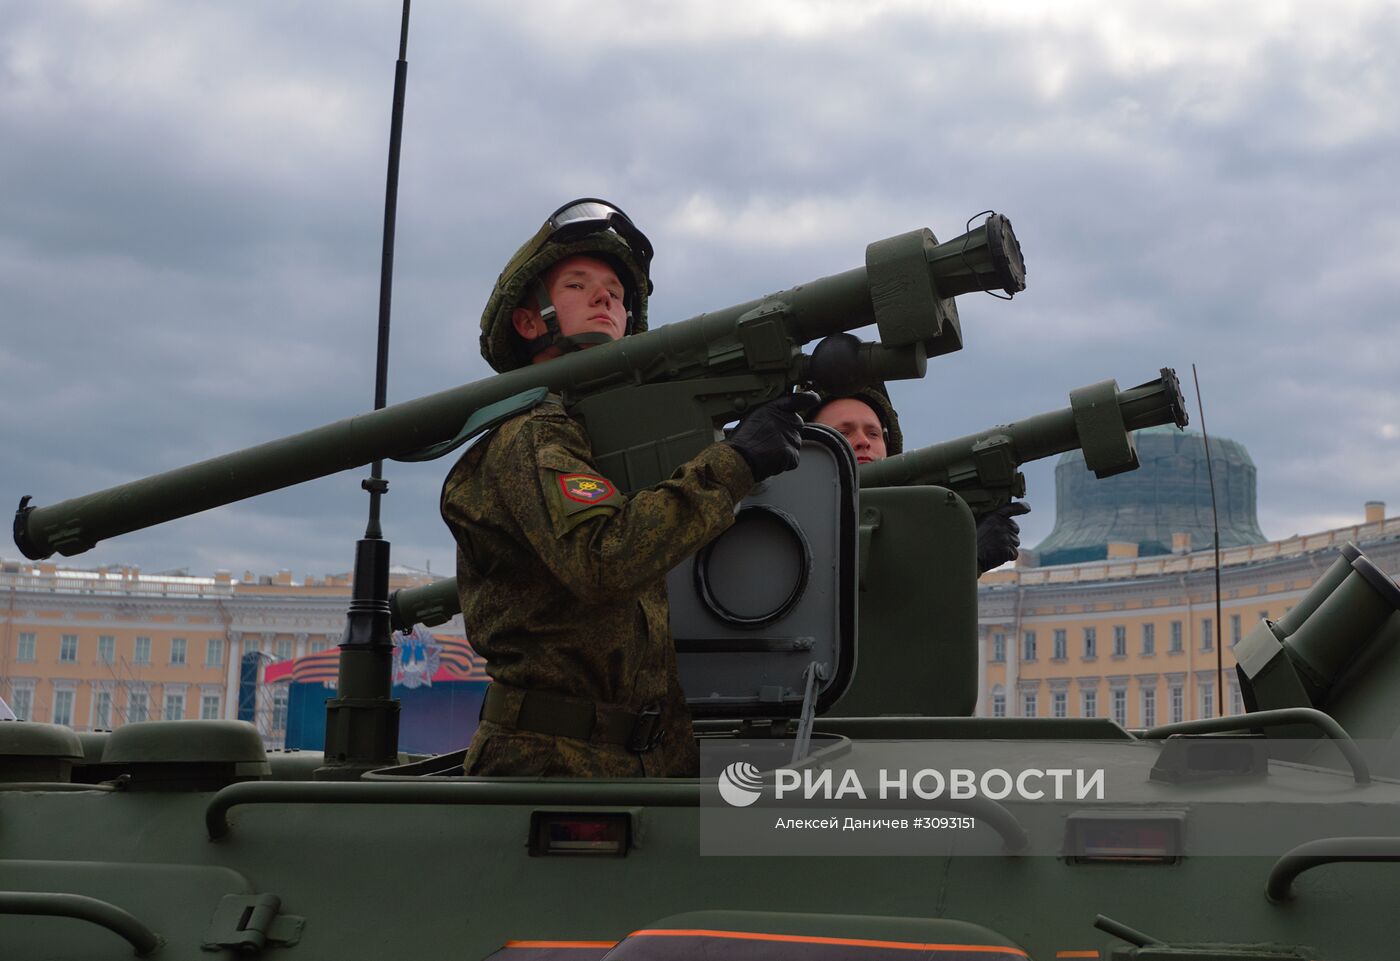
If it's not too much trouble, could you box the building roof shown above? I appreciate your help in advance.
[1031,427,1268,565]
[986,512,1398,591]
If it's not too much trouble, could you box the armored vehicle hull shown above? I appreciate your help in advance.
[3,711,1399,959]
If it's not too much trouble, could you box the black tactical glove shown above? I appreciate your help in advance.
[977,501,1031,574]
[725,391,822,482]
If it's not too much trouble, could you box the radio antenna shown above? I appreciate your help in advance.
[365,0,412,534]
[319,0,412,779]
[1192,363,1225,717]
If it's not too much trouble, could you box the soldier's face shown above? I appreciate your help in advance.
[512,255,628,361]
[813,398,887,464]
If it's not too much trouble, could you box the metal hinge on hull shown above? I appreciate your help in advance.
[203,894,304,952]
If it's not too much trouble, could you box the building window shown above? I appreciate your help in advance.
[201,693,222,720]
[1230,615,1242,647]
[275,638,293,661]
[1112,626,1127,657]
[17,632,37,663]
[128,690,149,723]
[134,637,152,666]
[1052,691,1068,718]
[272,687,290,730]
[1169,621,1183,653]
[94,690,113,729]
[991,633,1006,663]
[170,637,187,666]
[98,635,115,664]
[1052,629,1067,660]
[52,689,75,727]
[991,692,1006,718]
[206,638,225,667]
[1082,689,1097,718]
[163,692,185,720]
[1230,685,1243,716]
[1170,685,1184,724]
[1083,627,1097,658]
[11,686,34,721]
[1023,632,1037,662]
[59,634,79,663]
[1111,689,1127,727]
[1022,692,1037,718]
[310,639,329,654]
[1201,618,1214,651]
[1142,687,1157,728]
[1200,681,1215,718]
[1141,623,1155,655]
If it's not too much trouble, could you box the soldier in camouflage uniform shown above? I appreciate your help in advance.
[812,386,1029,573]
[443,200,815,777]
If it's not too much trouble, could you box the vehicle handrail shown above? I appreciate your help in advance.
[1266,837,1400,902]
[0,892,162,956]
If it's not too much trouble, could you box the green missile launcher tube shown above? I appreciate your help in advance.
[391,576,461,631]
[388,367,1186,631]
[14,216,1025,561]
[858,367,1189,513]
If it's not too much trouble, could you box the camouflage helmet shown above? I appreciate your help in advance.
[480,199,654,373]
[814,384,904,457]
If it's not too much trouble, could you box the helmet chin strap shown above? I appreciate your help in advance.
[523,278,627,357]
[522,279,564,359]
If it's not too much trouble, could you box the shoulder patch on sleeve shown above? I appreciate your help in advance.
[534,447,625,535]
[545,471,624,533]
[558,473,616,504]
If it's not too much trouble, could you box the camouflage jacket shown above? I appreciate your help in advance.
[441,398,754,777]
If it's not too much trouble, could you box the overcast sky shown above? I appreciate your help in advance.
[3,0,1397,580]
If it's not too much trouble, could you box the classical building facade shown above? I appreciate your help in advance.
[978,502,1398,725]
[0,562,448,745]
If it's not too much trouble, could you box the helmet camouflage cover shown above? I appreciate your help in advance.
[479,224,651,373]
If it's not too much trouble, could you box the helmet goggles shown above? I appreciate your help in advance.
[546,198,654,269]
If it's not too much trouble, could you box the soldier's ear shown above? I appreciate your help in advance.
[511,307,543,341]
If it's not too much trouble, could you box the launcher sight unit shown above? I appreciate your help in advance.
[13,215,1024,562]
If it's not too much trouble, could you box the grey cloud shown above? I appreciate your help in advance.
[3,2,1396,578]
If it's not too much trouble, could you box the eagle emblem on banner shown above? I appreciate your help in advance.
[392,624,442,689]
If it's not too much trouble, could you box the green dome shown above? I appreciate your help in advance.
[1031,427,1267,566]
